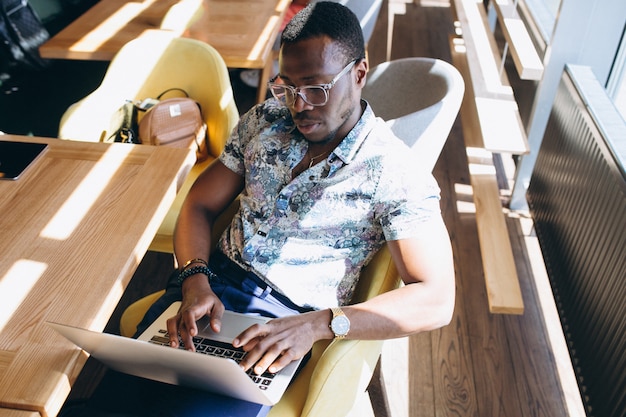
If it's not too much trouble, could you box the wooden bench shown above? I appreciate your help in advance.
[450,0,527,314]
[489,0,544,80]
[451,0,530,154]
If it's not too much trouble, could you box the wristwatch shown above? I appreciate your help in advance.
[329,307,350,339]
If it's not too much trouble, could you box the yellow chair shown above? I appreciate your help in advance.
[58,30,240,253]
[119,200,400,417]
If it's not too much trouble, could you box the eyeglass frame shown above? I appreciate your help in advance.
[267,59,358,107]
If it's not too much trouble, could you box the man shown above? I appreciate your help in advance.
[169,1,455,377]
[61,3,455,416]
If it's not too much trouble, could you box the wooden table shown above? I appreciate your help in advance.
[38,0,291,103]
[0,136,195,416]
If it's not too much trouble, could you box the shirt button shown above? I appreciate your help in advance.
[242,246,255,262]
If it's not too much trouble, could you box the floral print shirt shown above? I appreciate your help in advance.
[218,99,441,309]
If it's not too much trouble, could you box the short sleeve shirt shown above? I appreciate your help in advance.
[218,99,441,310]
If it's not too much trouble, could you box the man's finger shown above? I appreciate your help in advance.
[166,316,181,348]
[179,310,198,351]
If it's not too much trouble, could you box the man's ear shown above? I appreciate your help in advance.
[355,58,368,87]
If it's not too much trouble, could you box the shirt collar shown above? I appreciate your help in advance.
[331,101,377,165]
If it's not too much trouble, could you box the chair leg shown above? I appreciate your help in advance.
[367,358,391,417]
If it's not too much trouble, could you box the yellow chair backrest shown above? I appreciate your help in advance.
[58,30,239,160]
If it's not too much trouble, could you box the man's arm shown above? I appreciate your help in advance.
[342,214,456,337]
[167,159,244,347]
[233,214,456,375]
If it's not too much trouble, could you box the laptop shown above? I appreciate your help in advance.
[48,302,303,405]
[0,140,48,180]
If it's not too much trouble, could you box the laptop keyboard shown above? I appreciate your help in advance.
[148,329,276,389]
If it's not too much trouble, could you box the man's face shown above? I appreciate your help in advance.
[277,36,366,144]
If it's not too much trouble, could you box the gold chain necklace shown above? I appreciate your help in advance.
[307,148,328,168]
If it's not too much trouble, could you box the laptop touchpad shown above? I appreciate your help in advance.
[196,312,269,342]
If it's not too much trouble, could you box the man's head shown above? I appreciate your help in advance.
[281,2,366,64]
[272,2,368,145]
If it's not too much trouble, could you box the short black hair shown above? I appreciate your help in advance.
[281,1,366,65]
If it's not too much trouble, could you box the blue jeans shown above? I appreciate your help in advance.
[64,252,313,417]
[134,251,314,338]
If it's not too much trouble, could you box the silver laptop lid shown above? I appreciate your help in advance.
[48,303,302,405]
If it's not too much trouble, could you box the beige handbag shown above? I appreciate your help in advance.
[138,88,208,161]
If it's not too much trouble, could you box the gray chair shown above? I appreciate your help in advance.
[362,57,465,172]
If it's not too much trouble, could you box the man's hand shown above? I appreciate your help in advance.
[166,274,225,351]
[232,310,330,375]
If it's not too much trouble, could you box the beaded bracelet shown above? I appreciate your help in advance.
[176,265,217,286]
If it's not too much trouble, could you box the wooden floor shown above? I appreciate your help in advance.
[71,1,585,416]
[367,2,583,417]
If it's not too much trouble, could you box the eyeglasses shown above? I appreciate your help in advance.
[268,60,357,107]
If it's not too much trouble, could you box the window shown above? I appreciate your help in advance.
[607,29,626,122]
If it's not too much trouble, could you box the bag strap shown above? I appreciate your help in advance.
[153,88,203,114]
[156,88,190,100]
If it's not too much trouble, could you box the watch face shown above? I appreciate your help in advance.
[331,315,350,336]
